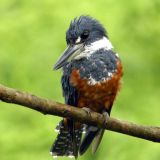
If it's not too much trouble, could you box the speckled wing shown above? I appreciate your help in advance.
[61,71,82,158]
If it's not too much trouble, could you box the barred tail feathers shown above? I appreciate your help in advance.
[50,119,82,158]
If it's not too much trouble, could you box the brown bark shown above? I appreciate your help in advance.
[0,84,160,142]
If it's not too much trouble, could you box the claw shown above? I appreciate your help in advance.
[82,107,92,117]
[102,111,109,127]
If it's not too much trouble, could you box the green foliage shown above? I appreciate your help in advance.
[0,0,160,160]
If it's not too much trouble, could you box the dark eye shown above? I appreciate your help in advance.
[80,30,89,40]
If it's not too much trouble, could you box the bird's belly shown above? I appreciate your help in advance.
[70,62,123,113]
[77,81,119,113]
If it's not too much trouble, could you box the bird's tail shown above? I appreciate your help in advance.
[79,110,110,155]
[79,126,100,155]
[50,119,82,159]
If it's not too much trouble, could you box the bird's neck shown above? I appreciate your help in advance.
[73,37,113,60]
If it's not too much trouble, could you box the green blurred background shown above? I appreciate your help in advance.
[0,0,160,160]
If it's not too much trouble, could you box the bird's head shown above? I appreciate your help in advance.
[54,16,113,70]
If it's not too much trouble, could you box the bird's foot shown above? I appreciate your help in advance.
[102,111,109,128]
[82,107,93,133]
[82,107,92,117]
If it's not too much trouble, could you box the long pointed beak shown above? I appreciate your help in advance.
[53,44,84,70]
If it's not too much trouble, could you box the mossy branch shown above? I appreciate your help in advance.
[0,84,160,143]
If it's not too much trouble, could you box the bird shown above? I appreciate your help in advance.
[50,15,123,159]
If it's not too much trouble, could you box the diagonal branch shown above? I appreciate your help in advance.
[0,84,160,143]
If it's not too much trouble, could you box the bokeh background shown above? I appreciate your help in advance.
[0,0,160,160]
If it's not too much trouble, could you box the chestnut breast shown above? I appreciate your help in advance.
[61,49,123,113]
[70,61,123,113]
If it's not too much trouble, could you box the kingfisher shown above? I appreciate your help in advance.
[51,15,123,158]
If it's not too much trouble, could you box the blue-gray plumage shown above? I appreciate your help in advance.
[63,49,118,82]
[51,15,123,158]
